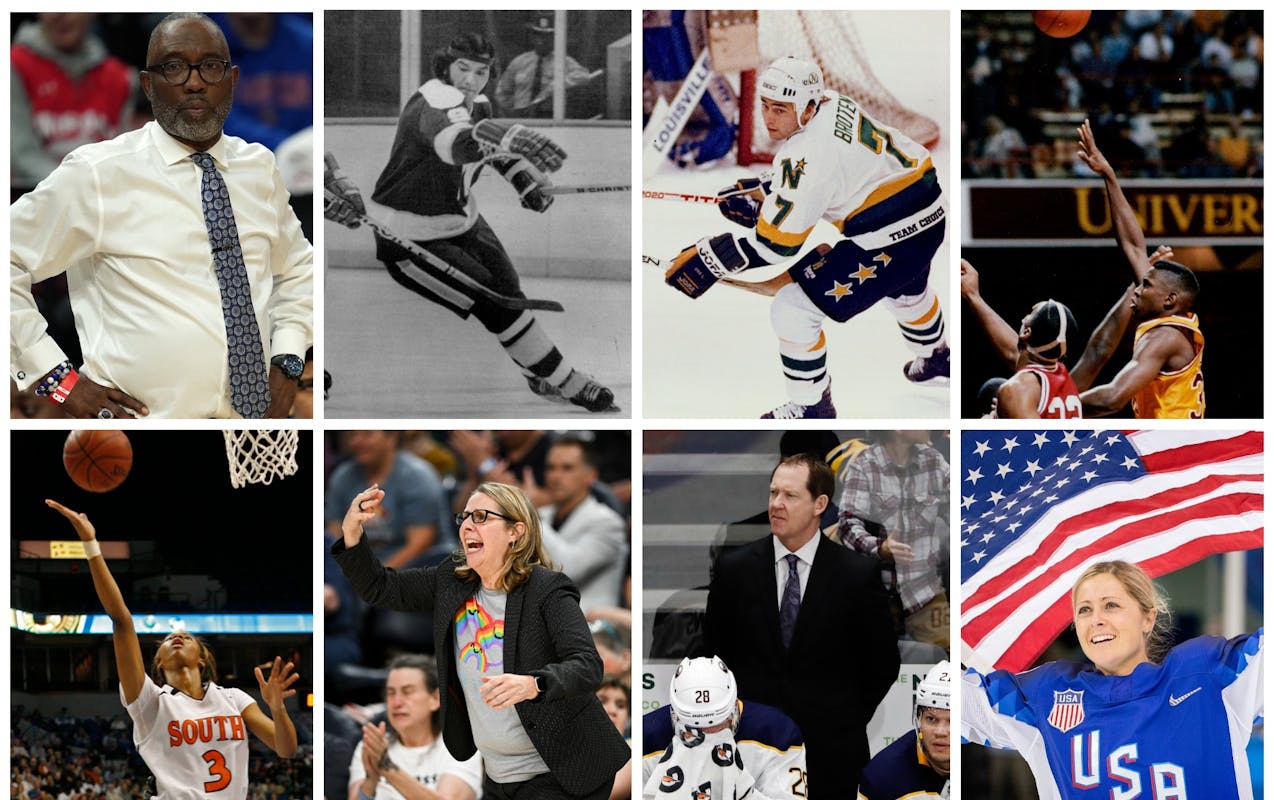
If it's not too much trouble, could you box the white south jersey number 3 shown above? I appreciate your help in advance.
[1071,732,1187,799]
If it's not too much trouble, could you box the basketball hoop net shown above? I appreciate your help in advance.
[222,430,299,488]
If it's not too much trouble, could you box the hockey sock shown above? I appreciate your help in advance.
[777,332,829,405]
[495,312,574,386]
[886,287,946,355]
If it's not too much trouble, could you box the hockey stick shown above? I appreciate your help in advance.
[327,192,565,313]
[642,172,772,204]
[641,253,793,297]
[641,189,723,204]
[544,183,630,195]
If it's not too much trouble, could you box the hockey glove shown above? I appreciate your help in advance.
[665,233,749,299]
[717,177,770,228]
[323,152,366,229]
[473,119,567,174]
[501,157,555,213]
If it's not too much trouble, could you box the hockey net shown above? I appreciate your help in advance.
[223,429,299,488]
[734,11,941,166]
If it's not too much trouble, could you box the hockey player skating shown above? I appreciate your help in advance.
[642,656,807,800]
[963,560,1263,799]
[663,57,948,418]
[324,33,617,412]
[858,661,950,799]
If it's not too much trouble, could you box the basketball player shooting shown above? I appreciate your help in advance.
[1074,119,1206,418]
[661,57,949,418]
[45,499,300,797]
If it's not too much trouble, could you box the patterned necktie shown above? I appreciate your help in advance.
[191,152,268,417]
[779,553,801,649]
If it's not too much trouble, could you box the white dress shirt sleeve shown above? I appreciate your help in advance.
[10,152,100,387]
[264,157,314,360]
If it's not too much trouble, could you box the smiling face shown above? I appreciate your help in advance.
[768,462,827,551]
[1073,572,1155,675]
[459,492,521,587]
[448,57,490,104]
[917,707,951,775]
[385,666,439,738]
[141,17,237,151]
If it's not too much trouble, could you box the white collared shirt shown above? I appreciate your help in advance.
[11,121,313,418]
[772,531,821,608]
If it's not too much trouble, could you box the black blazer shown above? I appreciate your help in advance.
[333,536,629,795]
[704,533,899,795]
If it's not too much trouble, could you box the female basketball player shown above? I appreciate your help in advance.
[963,560,1263,800]
[47,499,300,798]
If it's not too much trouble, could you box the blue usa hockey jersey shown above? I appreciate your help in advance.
[962,630,1263,800]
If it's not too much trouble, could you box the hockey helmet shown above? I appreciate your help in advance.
[1024,299,1078,362]
[914,660,952,726]
[433,33,497,82]
[669,656,738,731]
[758,56,825,120]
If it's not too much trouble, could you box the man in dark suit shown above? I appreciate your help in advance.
[705,453,899,799]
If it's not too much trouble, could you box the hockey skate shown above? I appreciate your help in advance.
[903,344,950,386]
[526,372,619,413]
[761,383,837,419]
[525,375,569,404]
[566,374,619,413]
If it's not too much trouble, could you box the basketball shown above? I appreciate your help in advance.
[1032,10,1091,38]
[63,430,133,492]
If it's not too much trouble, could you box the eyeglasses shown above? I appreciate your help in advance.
[145,58,232,86]
[455,509,515,527]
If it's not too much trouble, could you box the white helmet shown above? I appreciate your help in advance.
[669,656,738,730]
[758,56,824,120]
[914,660,952,726]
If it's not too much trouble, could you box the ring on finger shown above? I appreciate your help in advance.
[358,500,368,512]
[97,407,115,419]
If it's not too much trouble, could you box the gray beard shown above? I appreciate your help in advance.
[150,94,233,144]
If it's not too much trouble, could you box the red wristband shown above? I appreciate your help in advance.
[49,369,79,404]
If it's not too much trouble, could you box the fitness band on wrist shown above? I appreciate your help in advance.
[50,369,80,404]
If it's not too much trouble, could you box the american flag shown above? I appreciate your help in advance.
[960,429,1263,672]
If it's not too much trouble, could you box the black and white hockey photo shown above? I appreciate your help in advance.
[324,10,631,417]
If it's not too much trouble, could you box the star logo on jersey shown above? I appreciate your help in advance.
[872,251,892,267]
[1047,689,1085,732]
[780,157,806,190]
[851,263,878,283]
[824,280,854,301]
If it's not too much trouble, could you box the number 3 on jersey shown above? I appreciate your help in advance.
[203,749,232,792]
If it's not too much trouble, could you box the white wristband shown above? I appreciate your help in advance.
[83,539,101,559]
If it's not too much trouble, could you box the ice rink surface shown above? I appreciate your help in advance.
[326,269,631,418]
[643,11,951,419]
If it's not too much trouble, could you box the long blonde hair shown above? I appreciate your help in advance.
[1071,560,1173,663]
[453,482,555,590]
